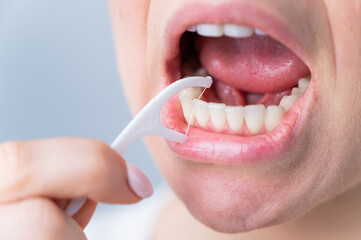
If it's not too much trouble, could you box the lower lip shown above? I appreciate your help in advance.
[162,81,314,165]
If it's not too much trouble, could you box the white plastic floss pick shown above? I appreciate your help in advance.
[65,76,213,216]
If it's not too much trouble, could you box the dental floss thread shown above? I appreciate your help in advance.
[185,87,207,136]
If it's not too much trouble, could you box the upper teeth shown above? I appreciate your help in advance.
[188,24,267,38]
[178,77,311,135]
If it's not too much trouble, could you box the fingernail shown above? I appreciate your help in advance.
[126,162,153,199]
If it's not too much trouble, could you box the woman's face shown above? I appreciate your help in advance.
[108,0,361,232]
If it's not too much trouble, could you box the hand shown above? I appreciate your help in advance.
[0,138,153,239]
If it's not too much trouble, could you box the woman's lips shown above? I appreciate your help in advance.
[161,2,314,165]
[163,82,313,165]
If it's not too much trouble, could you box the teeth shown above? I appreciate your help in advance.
[181,97,194,124]
[194,67,208,77]
[265,106,286,132]
[179,87,202,100]
[291,87,304,97]
[298,76,311,91]
[226,106,245,132]
[187,25,197,32]
[190,24,255,39]
[208,103,227,130]
[223,24,253,38]
[197,24,224,37]
[245,105,266,134]
[254,28,268,36]
[189,24,267,38]
[184,67,208,78]
[178,74,311,134]
[277,77,311,112]
[193,99,210,127]
[279,95,299,112]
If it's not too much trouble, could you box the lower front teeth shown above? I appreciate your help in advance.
[181,97,194,125]
[208,103,227,130]
[245,105,266,134]
[193,99,210,127]
[226,106,245,131]
[179,77,310,135]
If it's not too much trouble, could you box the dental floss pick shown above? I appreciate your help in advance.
[65,76,213,216]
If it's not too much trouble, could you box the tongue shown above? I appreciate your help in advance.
[196,35,310,93]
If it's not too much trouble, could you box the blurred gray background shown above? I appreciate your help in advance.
[0,0,163,183]
[0,0,164,236]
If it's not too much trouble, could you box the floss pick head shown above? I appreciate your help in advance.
[111,76,213,155]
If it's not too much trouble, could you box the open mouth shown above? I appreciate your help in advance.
[179,26,311,135]
[162,4,314,165]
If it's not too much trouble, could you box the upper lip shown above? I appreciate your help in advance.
[162,2,312,86]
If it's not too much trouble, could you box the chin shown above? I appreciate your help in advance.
[161,156,311,233]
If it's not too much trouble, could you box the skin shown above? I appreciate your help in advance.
[0,138,150,239]
[1,0,361,239]
[109,0,361,238]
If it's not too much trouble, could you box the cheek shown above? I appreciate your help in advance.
[109,0,153,112]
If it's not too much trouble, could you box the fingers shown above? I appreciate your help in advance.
[52,199,97,229]
[0,138,153,205]
[0,198,87,240]
[72,199,97,229]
